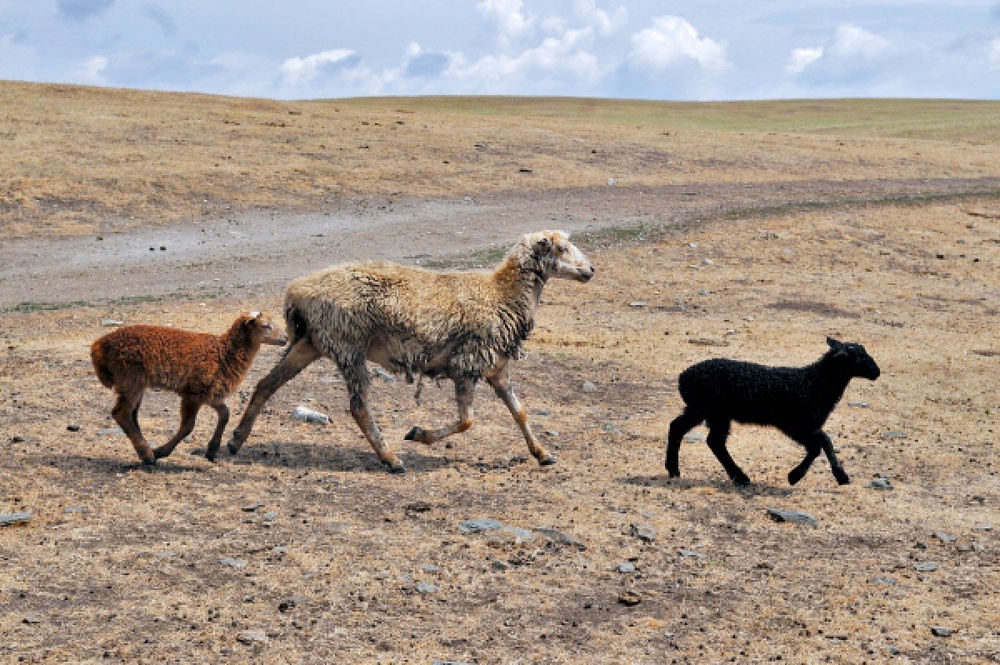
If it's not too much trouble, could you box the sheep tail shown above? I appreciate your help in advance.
[89,341,115,388]
[283,304,311,357]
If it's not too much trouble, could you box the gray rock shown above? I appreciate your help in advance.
[63,506,88,514]
[872,576,896,585]
[582,381,598,393]
[930,626,955,637]
[848,401,871,408]
[100,318,124,327]
[616,562,636,574]
[97,427,124,436]
[866,477,893,490]
[457,519,504,534]
[220,557,248,569]
[491,561,510,571]
[262,511,278,522]
[915,562,939,572]
[679,549,705,559]
[532,527,587,551]
[882,430,908,439]
[292,406,330,424]
[416,582,439,594]
[767,509,818,528]
[933,531,956,544]
[498,526,535,543]
[629,301,647,308]
[973,524,993,531]
[420,564,440,573]
[0,512,32,527]
[630,522,657,543]
[683,432,706,443]
[236,629,269,645]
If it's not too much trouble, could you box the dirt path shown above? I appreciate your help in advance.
[4,177,997,310]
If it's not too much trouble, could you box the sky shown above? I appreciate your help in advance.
[1,1,999,101]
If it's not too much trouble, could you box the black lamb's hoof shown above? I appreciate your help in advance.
[733,475,752,487]
[140,456,158,467]
[205,451,217,463]
[227,441,240,456]
[403,427,420,441]
[835,472,851,486]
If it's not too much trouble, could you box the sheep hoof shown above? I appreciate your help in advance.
[835,472,851,486]
[404,427,432,444]
[733,476,751,487]
[227,441,240,456]
[140,457,157,467]
[538,455,557,467]
[386,461,407,474]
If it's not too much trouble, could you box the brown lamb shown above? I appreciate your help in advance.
[90,312,286,465]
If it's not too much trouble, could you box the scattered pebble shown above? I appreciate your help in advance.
[291,406,330,424]
[66,424,80,432]
[618,591,641,606]
[100,319,124,327]
[582,381,598,393]
[416,582,439,594]
[767,509,818,528]
[872,576,896,585]
[457,519,504,534]
[866,477,893,490]
[0,512,32,527]
[616,562,636,574]
[97,427,124,436]
[679,549,705,559]
[532,527,586,551]
[882,430,908,439]
[629,301,647,308]
[914,562,939,572]
[930,626,955,637]
[933,531,956,544]
[219,557,248,569]
[683,432,706,443]
[241,503,265,512]
[236,629,269,645]
[630,522,657,543]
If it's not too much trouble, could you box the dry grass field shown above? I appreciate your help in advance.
[1,82,999,664]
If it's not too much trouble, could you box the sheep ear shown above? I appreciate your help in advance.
[534,236,553,253]
[826,336,842,349]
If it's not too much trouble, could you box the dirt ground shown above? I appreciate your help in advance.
[1,87,999,664]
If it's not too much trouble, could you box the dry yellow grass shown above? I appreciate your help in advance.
[0,83,999,663]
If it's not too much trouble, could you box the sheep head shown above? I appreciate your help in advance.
[826,336,880,380]
[244,311,288,346]
[524,230,594,283]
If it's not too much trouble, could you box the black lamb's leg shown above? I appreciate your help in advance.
[705,417,750,486]
[788,430,827,485]
[665,407,704,478]
[816,429,850,485]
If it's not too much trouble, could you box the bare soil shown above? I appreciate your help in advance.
[1,86,998,664]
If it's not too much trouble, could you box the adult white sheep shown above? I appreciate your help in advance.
[219,230,594,472]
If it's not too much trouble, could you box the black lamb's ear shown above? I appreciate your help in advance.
[826,336,842,349]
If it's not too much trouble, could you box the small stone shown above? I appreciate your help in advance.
[498,526,535,543]
[866,477,893,490]
[629,301,647,308]
[416,582,439,594]
[618,591,641,606]
[219,557,248,569]
[491,561,510,571]
[630,522,657,543]
[457,519,504,534]
[372,367,395,381]
[679,549,705,559]
[292,406,330,424]
[767,509,818,528]
[98,427,124,436]
[100,318,124,327]
[22,615,41,625]
[0,512,32,527]
[973,524,993,531]
[236,629,269,645]
[882,430,908,439]
[278,598,298,613]
[582,381,598,393]
[915,562,939,572]
[933,531,956,543]
[848,401,871,408]
[682,432,706,443]
[616,562,636,574]
[241,503,265,512]
[532,527,586,550]
[262,511,278,522]
[420,564,440,574]
[404,501,432,514]
[872,576,896,585]
[63,506,87,514]
[930,626,954,637]
[66,424,80,432]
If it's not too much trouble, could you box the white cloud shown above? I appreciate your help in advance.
[786,47,823,75]
[279,49,359,86]
[629,16,730,74]
[829,24,891,60]
[72,55,107,85]
[573,0,627,38]
[477,0,532,45]
[988,39,1000,70]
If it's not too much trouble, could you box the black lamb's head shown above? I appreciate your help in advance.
[826,337,881,380]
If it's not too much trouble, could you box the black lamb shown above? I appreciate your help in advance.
[665,337,880,487]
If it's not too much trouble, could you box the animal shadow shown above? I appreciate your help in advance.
[623,473,794,499]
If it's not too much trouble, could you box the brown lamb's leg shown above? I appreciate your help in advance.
[112,391,156,465]
[153,395,200,459]
[222,338,321,460]
[486,364,555,466]
[404,377,476,444]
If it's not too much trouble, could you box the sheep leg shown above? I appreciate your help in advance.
[705,417,751,486]
[404,377,475,444]
[153,396,201,459]
[112,391,156,465]
[665,407,704,478]
[341,355,405,473]
[222,338,321,460]
[788,430,849,486]
[486,369,555,466]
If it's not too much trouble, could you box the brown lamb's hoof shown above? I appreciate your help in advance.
[386,461,407,474]
[539,455,557,467]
